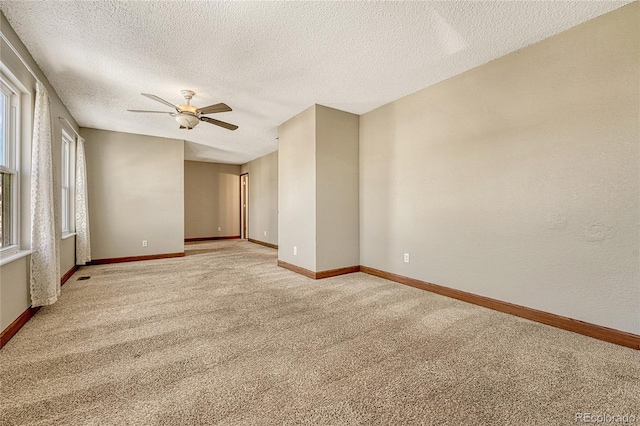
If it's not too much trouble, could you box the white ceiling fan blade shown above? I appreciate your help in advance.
[127,109,174,114]
[141,93,178,111]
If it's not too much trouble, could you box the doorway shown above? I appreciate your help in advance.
[240,173,248,239]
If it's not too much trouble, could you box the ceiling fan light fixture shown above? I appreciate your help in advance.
[178,104,197,113]
[175,112,200,129]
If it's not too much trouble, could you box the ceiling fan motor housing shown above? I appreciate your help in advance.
[176,112,200,129]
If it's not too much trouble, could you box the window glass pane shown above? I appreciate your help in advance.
[0,75,19,249]
[0,172,3,246]
[61,134,72,233]
[62,187,68,232]
[0,172,11,247]
[0,92,4,166]
[62,140,68,186]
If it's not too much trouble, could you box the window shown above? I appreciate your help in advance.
[0,75,19,252]
[61,129,74,235]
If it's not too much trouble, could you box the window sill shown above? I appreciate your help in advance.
[0,249,32,267]
[62,233,76,240]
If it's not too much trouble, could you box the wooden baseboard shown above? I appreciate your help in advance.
[0,306,39,349]
[278,260,360,280]
[90,252,185,265]
[1,264,80,349]
[316,265,361,279]
[185,236,240,242]
[61,265,78,286]
[278,260,316,278]
[360,266,640,350]
[248,238,278,249]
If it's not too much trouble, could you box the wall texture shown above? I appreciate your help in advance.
[240,151,278,246]
[81,128,184,260]
[1,12,80,331]
[278,106,316,271]
[359,4,639,334]
[184,161,241,239]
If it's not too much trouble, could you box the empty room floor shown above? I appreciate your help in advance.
[1,240,638,425]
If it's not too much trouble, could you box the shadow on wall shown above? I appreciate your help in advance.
[184,140,247,164]
[360,104,398,270]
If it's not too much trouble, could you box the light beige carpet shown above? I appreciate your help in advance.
[1,240,638,425]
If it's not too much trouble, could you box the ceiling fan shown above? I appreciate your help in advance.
[128,90,238,131]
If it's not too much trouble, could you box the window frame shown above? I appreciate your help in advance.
[61,129,75,236]
[0,74,20,255]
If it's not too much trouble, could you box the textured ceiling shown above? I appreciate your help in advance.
[0,1,631,164]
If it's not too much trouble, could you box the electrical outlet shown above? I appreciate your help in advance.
[142,240,148,247]
[218,226,221,232]
[293,246,297,255]
[404,253,409,263]
[264,230,267,236]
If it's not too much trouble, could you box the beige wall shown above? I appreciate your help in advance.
[184,161,240,239]
[359,4,639,334]
[315,105,359,271]
[60,237,76,276]
[1,12,79,331]
[240,151,278,246]
[81,128,184,260]
[0,256,29,330]
[278,105,316,270]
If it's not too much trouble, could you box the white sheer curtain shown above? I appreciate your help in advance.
[30,81,60,307]
[75,135,91,265]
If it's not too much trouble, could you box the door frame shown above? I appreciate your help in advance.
[240,173,249,239]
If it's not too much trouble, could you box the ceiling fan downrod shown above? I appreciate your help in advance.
[181,89,195,104]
